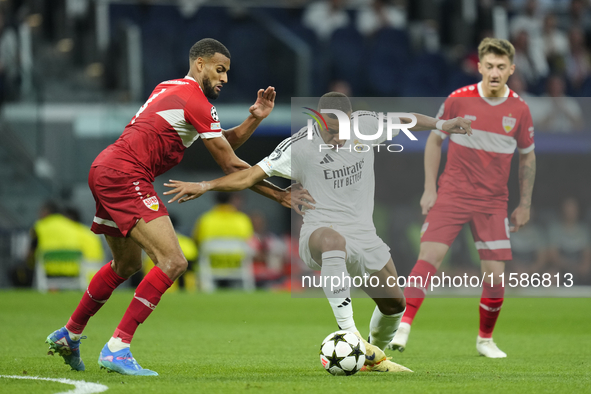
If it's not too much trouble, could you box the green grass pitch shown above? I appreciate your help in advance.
[0,290,589,393]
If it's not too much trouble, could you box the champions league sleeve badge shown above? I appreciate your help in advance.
[269,149,282,161]
[210,106,219,122]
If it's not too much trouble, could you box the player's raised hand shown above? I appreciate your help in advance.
[249,86,276,120]
[420,188,438,215]
[163,180,209,204]
[443,117,472,136]
[509,204,530,232]
[289,183,316,215]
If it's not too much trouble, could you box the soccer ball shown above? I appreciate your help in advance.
[319,330,366,376]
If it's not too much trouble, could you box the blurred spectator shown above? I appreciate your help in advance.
[447,50,482,90]
[560,0,591,32]
[509,0,569,13]
[512,29,548,88]
[328,79,352,96]
[12,201,88,287]
[193,192,253,245]
[509,207,549,275]
[28,201,82,267]
[508,70,535,99]
[565,27,591,93]
[248,211,286,288]
[542,13,569,73]
[63,206,105,264]
[510,0,544,39]
[547,197,591,284]
[536,74,583,132]
[420,19,441,54]
[510,69,547,122]
[356,0,407,37]
[302,0,350,42]
[192,192,253,286]
[0,9,19,103]
[510,0,548,79]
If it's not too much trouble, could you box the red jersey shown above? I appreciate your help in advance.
[435,82,535,211]
[92,77,222,182]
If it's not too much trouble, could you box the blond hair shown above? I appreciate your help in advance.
[478,38,515,63]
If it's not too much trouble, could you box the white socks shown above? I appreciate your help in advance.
[108,336,131,352]
[66,328,81,342]
[369,306,405,350]
[322,250,357,333]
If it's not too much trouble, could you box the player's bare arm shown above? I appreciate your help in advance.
[165,166,268,203]
[202,135,290,206]
[164,167,316,213]
[421,131,444,215]
[400,113,472,135]
[510,150,536,232]
[223,86,277,150]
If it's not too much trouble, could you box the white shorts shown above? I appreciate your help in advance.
[299,223,391,278]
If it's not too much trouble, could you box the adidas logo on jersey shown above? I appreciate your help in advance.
[320,154,335,164]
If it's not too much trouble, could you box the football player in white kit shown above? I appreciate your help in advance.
[164,93,471,372]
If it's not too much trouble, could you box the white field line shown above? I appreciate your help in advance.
[0,375,108,394]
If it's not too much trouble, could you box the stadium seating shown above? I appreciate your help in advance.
[224,16,271,102]
[402,52,449,97]
[34,250,86,292]
[198,239,255,293]
[365,28,410,97]
[328,27,365,95]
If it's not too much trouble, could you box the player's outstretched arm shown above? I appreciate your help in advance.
[164,170,317,215]
[510,150,536,232]
[164,166,269,204]
[223,86,276,150]
[401,113,472,135]
[201,135,289,206]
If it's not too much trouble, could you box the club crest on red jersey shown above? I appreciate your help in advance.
[502,116,516,133]
[143,196,159,211]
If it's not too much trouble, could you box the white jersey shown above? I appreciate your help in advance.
[257,111,397,233]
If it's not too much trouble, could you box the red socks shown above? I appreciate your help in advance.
[401,260,437,325]
[113,266,173,343]
[399,258,505,338]
[479,281,505,338]
[66,261,126,334]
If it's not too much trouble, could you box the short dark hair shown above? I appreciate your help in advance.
[64,206,81,222]
[215,192,232,205]
[189,38,231,62]
[317,92,352,118]
[41,200,59,215]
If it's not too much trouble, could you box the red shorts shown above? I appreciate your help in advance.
[421,200,512,261]
[89,166,168,237]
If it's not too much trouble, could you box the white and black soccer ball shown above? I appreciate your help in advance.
[319,330,366,376]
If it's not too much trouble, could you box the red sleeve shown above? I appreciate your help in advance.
[516,104,535,153]
[184,93,223,139]
[433,96,456,138]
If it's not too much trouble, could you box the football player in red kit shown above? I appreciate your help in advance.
[46,38,289,375]
[389,38,536,358]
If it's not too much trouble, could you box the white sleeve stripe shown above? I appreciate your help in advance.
[475,240,511,250]
[518,144,535,154]
[200,131,223,139]
[450,129,516,154]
